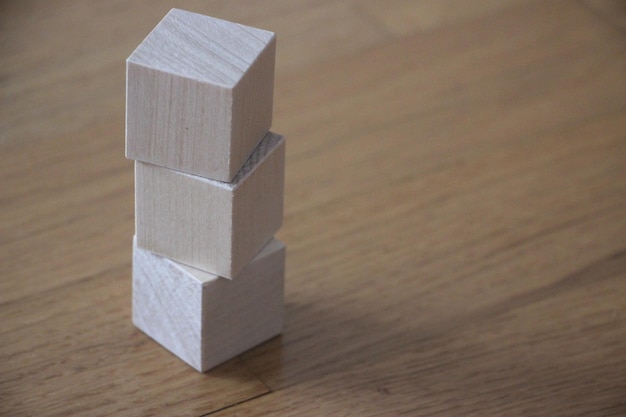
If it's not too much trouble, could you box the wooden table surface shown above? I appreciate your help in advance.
[2,1,625,415]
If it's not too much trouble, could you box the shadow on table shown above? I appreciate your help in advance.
[234,250,626,413]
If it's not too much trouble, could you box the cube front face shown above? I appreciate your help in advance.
[125,8,276,182]
[135,132,285,278]
[132,237,205,370]
[133,238,285,372]
[135,161,233,277]
[126,63,234,181]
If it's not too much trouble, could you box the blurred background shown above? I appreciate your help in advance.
[3,0,623,147]
[1,1,625,416]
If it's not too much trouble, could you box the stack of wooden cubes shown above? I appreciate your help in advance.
[125,9,285,372]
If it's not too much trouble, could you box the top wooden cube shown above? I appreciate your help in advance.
[126,9,276,182]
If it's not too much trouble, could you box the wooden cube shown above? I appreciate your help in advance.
[132,237,285,372]
[126,8,276,182]
[135,131,284,279]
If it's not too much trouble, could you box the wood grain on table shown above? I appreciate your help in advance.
[1,1,625,416]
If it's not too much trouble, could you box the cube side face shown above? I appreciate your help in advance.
[200,239,285,371]
[231,134,285,275]
[230,36,276,180]
[135,161,234,276]
[132,239,205,371]
[126,62,233,181]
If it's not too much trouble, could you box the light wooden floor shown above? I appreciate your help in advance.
[1,1,625,415]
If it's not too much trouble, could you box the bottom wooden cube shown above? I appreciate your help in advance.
[132,237,285,372]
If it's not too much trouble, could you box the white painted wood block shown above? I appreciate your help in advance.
[135,131,284,279]
[126,8,276,182]
[132,237,285,372]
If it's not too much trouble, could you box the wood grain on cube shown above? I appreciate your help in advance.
[133,237,285,372]
[126,8,276,182]
[135,131,285,279]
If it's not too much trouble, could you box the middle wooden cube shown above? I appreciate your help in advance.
[135,131,284,279]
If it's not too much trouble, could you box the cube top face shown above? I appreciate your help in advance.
[128,9,275,87]
[153,130,284,192]
[178,238,284,284]
[126,9,276,182]
[230,131,283,185]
